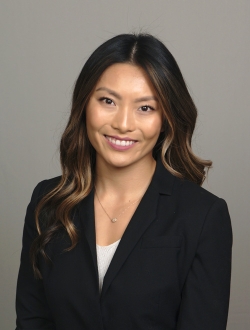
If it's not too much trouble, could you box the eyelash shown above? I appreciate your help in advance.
[99,97,114,105]
[99,97,155,112]
[140,105,155,112]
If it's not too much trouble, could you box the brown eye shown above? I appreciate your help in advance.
[105,98,113,104]
[99,97,115,105]
[140,105,154,112]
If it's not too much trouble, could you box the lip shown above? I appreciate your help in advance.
[104,135,137,151]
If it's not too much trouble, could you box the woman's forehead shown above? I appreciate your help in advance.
[95,63,157,98]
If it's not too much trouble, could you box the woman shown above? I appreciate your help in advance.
[16,33,232,330]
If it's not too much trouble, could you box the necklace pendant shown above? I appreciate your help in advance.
[111,218,117,223]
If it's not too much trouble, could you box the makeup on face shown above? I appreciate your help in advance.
[86,63,162,169]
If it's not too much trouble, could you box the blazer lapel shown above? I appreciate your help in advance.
[77,158,176,300]
[77,183,160,299]
[100,180,160,299]
[78,189,99,287]
[100,158,175,300]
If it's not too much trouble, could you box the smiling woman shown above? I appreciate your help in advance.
[16,34,232,330]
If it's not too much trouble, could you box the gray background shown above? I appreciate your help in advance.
[1,1,249,329]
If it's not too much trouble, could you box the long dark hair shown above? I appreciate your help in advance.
[31,33,212,278]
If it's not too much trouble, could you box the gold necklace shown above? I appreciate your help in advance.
[95,189,141,223]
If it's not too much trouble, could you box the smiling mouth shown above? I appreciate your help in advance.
[105,135,137,146]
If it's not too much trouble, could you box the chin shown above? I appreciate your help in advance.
[107,159,134,169]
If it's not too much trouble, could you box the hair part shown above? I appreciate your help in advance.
[31,33,212,278]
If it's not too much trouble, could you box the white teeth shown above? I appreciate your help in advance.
[106,136,135,146]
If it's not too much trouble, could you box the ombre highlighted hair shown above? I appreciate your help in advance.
[31,33,212,278]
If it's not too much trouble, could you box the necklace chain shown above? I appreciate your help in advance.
[95,188,141,223]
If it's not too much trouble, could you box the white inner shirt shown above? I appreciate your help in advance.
[96,239,121,292]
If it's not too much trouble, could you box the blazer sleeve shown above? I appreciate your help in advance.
[16,181,55,330]
[177,198,233,330]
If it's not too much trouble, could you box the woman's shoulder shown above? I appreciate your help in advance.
[30,176,62,205]
[156,158,228,213]
[180,176,220,200]
[174,175,229,219]
[37,176,62,191]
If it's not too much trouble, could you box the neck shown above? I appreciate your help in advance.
[94,157,156,201]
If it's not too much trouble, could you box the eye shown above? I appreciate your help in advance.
[99,97,115,105]
[139,105,155,112]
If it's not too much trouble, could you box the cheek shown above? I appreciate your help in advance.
[86,103,109,132]
[143,116,163,140]
[86,103,96,127]
[85,105,99,147]
[85,104,109,150]
[86,105,101,134]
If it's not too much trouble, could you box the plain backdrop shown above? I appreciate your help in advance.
[1,1,249,329]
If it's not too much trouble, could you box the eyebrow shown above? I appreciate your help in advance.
[95,87,158,102]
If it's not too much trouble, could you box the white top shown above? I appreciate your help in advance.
[96,239,121,292]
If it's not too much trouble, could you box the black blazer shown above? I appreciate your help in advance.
[16,159,232,330]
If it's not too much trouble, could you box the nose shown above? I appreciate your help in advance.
[111,106,136,133]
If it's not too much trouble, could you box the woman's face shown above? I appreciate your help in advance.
[86,63,163,169]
